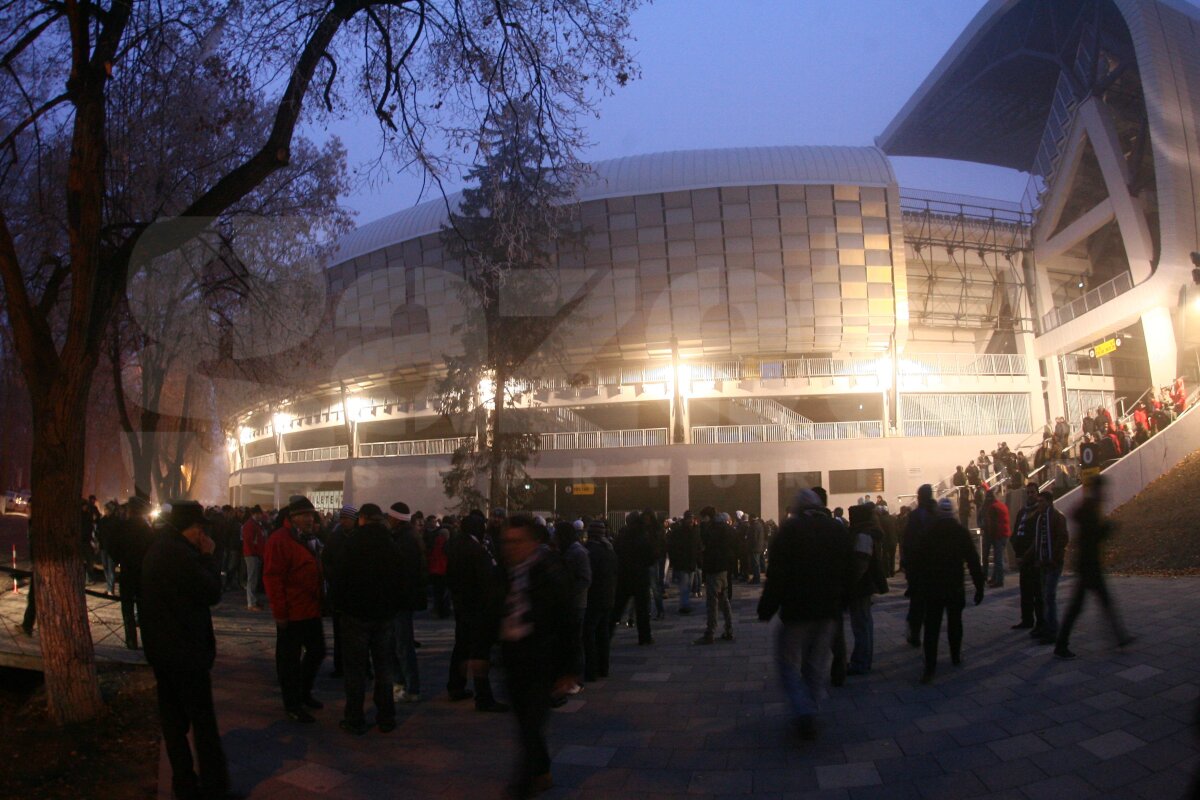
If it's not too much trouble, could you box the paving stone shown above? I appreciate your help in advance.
[275,763,353,793]
[1079,729,1145,759]
[1115,664,1162,682]
[687,769,753,794]
[816,762,883,790]
[554,745,617,767]
[987,732,1052,761]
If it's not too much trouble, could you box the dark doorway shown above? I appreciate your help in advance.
[688,473,761,517]
[777,471,822,522]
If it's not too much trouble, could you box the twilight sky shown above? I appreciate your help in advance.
[323,0,1032,226]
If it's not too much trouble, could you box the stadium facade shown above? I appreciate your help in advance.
[227,0,1200,521]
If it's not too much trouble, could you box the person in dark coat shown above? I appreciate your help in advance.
[107,496,156,649]
[554,520,591,695]
[666,511,701,614]
[387,501,427,702]
[845,504,888,675]
[611,511,655,645]
[333,504,404,734]
[1054,476,1133,659]
[758,489,857,740]
[498,515,575,798]
[1024,490,1068,645]
[445,511,508,712]
[910,498,985,683]
[321,505,358,680]
[1009,482,1043,630]
[582,520,617,681]
[696,510,737,644]
[140,500,233,800]
[902,484,938,647]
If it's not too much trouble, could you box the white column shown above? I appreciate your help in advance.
[669,455,690,515]
[1044,355,1067,424]
[759,472,779,522]
[1142,306,1179,389]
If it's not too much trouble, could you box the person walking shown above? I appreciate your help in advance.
[333,504,404,734]
[902,484,938,647]
[611,511,655,645]
[695,510,736,645]
[498,515,575,799]
[846,503,888,676]
[1025,490,1068,645]
[910,498,985,683]
[985,490,1010,587]
[1054,476,1133,659]
[445,512,509,712]
[1009,482,1044,631]
[263,495,327,723]
[387,501,427,703]
[758,489,856,740]
[140,500,235,800]
[582,519,617,682]
[322,505,358,679]
[554,521,591,696]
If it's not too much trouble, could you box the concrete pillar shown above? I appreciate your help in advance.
[759,471,779,523]
[1044,355,1067,425]
[272,477,281,510]
[669,454,690,515]
[1142,305,1179,389]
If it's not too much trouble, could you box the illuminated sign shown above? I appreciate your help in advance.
[1087,336,1122,359]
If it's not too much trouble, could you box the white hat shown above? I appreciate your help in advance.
[572,519,585,531]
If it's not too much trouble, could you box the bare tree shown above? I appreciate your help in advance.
[0,0,638,724]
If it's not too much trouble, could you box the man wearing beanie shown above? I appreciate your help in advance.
[140,500,235,799]
[263,495,326,723]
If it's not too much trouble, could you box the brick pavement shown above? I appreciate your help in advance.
[155,575,1200,799]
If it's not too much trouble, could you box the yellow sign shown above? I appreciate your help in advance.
[1091,337,1120,358]
[570,483,595,496]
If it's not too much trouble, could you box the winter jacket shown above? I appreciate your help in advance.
[107,517,156,597]
[666,520,701,572]
[263,524,323,622]
[140,530,222,671]
[757,508,855,623]
[909,516,984,607]
[391,522,428,612]
[1026,506,1069,571]
[241,518,267,557]
[614,522,655,587]
[561,540,593,609]
[446,530,504,659]
[585,537,618,611]
[991,501,1011,539]
[700,520,738,574]
[1010,501,1038,559]
[335,521,408,621]
[500,548,573,679]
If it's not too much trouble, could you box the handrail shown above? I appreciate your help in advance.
[539,428,668,450]
[359,437,473,458]
[284,445,349,463]
[1040,272,1134,332]
[690,421,882,444]
[244,453,278,468]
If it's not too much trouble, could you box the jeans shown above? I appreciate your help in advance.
[1017,559,1043,626]
[922,599,963,671]
[649,562,665,616]
[675,570,693,612]
[847,595,873,672]
[704,571,732,637]
[275,617,325,711]
[1040,567,1062,635]
[749,552,763,582]
[341,615,395,726]
[582,605,611,680]
[101,551,116,595]
[243,556,261,607]
[391,610,420,694]
[990,540,1006,585]
[980,532,993,576]
[775,619,836,718]
[154,666,229,800]
[502,639,554,793]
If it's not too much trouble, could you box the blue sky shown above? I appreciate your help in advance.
[326,1,1032,224]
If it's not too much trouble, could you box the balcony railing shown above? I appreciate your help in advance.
[244,453,278,468]
[1040,272,1133,333]
[359,437,473,458]
[898,353,1028,377]
[1063,353,1114,377]
[690,421,883,444]
[284,445,349,463]
[539,428,669,450]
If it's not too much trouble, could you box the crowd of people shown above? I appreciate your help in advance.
[35,456,1144,799]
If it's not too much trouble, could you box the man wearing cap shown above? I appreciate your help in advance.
[263,495,326,723]
[241,506,268,610]
[758,489,857,740]
[333,503,405,734]
[322,505,358,679]
[140,500,235,800]
[909,498,985,683]
[387,501,427,702]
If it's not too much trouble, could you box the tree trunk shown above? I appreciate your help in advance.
[30,388,104,725]
[489,360,509,511]
[128,430,156,502]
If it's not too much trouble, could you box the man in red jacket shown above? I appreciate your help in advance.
[241,505,268,610]
[264,495,326,723]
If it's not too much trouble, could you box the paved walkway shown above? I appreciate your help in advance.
[142,575,1200,799]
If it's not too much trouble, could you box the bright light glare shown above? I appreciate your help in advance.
[344,394,369,419]
[478,377,496,406]
[272,412,293,431]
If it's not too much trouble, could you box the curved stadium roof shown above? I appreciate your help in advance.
[332,145,896,266]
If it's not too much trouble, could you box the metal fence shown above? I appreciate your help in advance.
[244,453,278,468]
[898,353,1028,377]
[539,428,669,450]
[359,437,473,458]
[284,445,349,463]
[899,393,1032,437]
[1040,272,1133,332]
[690,421,883,444]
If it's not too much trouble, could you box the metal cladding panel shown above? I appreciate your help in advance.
[330,146,896,267]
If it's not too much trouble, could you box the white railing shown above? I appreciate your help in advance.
[284,445,349,463]
[899,393,1032,438]
[539,428,669,450]
[898,353,1028,377]
[734,398,816,425]
[359,437,473,458]
[1040,272,1134,333]
[690,421,883,444]
[244,453,278,468]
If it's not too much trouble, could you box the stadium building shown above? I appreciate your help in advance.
[227,0,1200,522]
